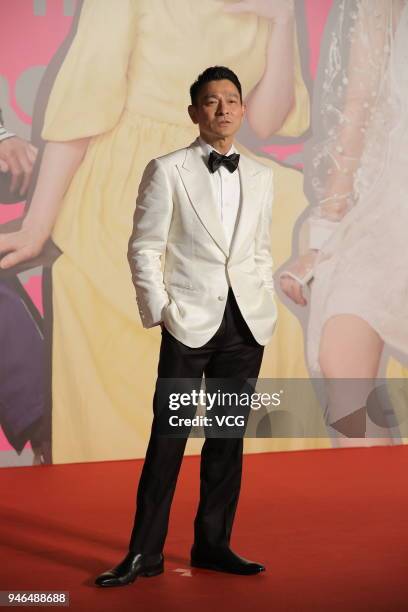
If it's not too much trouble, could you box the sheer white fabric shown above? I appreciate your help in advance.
[303,0,408,372]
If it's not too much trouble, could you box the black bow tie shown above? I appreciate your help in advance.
[208,150,240,174]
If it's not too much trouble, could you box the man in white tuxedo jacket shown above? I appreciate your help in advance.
[129,115,276,349]
[95,66,277,588]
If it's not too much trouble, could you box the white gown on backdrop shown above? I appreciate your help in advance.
[302,0,408,379]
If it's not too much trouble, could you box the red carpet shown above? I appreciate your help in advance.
[1,446,408,612]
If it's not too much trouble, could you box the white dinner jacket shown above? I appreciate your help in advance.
[128,137,277,348]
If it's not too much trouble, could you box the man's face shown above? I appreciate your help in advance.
[188,79,245,141]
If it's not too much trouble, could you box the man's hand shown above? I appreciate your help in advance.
[223,0,295,24]
[279,250,319,306]
[0,136,38,196]
[0,223,48,269]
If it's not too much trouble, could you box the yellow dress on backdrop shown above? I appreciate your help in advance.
[42,0,315,464]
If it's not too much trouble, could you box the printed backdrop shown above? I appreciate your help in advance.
[1,0,341,466]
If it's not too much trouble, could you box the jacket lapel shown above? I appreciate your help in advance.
[176,139,263,260]
[177,140,229,257]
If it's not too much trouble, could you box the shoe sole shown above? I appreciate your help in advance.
[96,564,164,587]
[191,561,264,575]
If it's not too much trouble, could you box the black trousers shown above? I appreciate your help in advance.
[128,288,264,554]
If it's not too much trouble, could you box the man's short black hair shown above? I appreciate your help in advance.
[190,66,243,106]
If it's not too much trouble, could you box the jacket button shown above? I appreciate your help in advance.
[217,295,225,301]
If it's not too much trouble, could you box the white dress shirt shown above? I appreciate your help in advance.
[198,136,241,249]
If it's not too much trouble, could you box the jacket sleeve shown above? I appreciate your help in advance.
[127,158,173,328]
[0,107,16,142]
[254,168,274,295]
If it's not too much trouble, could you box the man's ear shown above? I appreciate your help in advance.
[188,104,198,124]
[241,102,247,119]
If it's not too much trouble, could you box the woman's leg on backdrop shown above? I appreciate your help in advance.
[318,314,392,448]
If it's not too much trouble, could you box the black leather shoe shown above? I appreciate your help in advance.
[95,551,164,587]
[190,546,265,575]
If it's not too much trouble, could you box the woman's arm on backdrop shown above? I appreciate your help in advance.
[0,138,89,269]
[0,0,138,269]
[224,0,296,138]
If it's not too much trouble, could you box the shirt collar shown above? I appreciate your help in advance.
[198,135,236,160]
